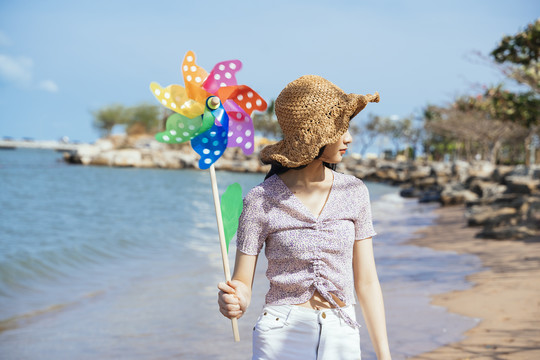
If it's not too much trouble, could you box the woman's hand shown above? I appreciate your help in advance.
[217,280,251,319]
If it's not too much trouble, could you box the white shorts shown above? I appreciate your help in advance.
[252,304,361,360]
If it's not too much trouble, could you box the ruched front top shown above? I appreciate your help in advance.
[236,171,376,328]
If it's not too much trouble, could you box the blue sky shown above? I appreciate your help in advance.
[0,0,538,145]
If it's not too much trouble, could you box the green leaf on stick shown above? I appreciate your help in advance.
[220,183,243,253]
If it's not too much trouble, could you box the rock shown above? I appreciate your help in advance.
[524,196,540,228]
[492,165,515,182]
[418,190,442,203]
[91,151,115,166]
[468,161,496,179]
[466,193,524,209]
[74,144,101,165]
[505,176,540,194]
[469,179,507,198]
[400,187,422,198]
[476,225,537,240]
[413,176,437,189]
[431,162,452,177]
[466,206,517,227]
[440,182,479,205]
[112,149,142,167]
[409,165,432,180]
[452,160,470,183]
[351,166,376,180]
[375,167,399,182]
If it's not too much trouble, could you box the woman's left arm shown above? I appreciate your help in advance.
[353,237,392,360]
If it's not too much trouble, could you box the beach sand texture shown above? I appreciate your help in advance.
[410,205,540,360]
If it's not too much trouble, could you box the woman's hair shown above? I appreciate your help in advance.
[263,146,337,180]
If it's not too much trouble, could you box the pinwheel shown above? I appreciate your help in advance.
[149,51,267,342]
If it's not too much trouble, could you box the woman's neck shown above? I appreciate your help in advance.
[280,160,330,188]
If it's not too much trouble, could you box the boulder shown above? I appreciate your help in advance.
[468,161,496,179]
[476,225,537,240]
[452,160,471,183]
[440,182,479,205]
[466,206,517,227]
[469,179,507,198]
[74,144,101,165]
[505,176,540,194]
[112,149,142,167]
[409,165,432,180]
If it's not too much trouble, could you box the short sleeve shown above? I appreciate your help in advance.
[236,187,268,255]
[354,181,377,240]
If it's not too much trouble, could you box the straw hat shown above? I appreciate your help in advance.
[260,75,380,168]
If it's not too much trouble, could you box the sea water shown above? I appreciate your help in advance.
[0,149,480,359]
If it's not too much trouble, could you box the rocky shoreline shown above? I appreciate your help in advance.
[64,134,540,240]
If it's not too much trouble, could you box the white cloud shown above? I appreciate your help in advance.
[0,53,58,93]
[38,80,59,93]
[0,31,11,46]
[0,54,33,85]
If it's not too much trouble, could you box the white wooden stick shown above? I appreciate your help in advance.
[209,164,240,342]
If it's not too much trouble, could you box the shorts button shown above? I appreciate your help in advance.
[276,318,279,321]
[321,312,326,319]
[264,312,267,316]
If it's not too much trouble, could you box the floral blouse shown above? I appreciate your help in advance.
[236,171,376,327]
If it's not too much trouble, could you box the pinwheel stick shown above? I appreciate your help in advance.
[209,164,241,342]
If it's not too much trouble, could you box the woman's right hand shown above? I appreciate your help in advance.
[217,280,251,319]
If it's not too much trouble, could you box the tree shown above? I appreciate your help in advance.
[349,114,381,157]
[92,104,129,137]
[423,97,529,164]
[372,116,419,159]
[126,104,161,135]
[490,19,540,93]
[487,19,540,164]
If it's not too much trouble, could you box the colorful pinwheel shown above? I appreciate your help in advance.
[149,51,267,342]
[150,50,267,169]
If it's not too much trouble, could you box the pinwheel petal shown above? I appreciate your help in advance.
[182,51,211,104]
[202,59,243,95]
[155,113,205,144]
[223,100,255,155]
[191,116,229,169]
[217,85,267,116]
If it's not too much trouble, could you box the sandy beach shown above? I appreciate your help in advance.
[409,205,540,360]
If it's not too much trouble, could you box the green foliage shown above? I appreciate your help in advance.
[484,86,539,128]
[92,103,161,137]
[92,104,130,137]
[490,19,540,93]
[128,104,161,134]
[491,19,539,66]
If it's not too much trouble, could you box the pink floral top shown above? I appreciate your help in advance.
[236,171,376,327]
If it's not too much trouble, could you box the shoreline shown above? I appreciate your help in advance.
[408,205,540,360]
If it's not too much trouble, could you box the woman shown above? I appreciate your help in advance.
[218,75,391,360]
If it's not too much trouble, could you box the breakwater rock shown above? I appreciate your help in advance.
[341,157,540,240]
[62,135,271,173]
[64,135,539,240]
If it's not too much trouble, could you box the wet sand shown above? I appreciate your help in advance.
[408,205,540,360]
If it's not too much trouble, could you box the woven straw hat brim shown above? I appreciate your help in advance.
[260,91,380,168]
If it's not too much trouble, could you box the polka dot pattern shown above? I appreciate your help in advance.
[202,59,243,95]
[182,50,211,104]
[217,85,267,116]
[191,109,230,170]
[152,50,269,164]
[150,82,205,118]
[154,113,206,144]
[223,100,255,155]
